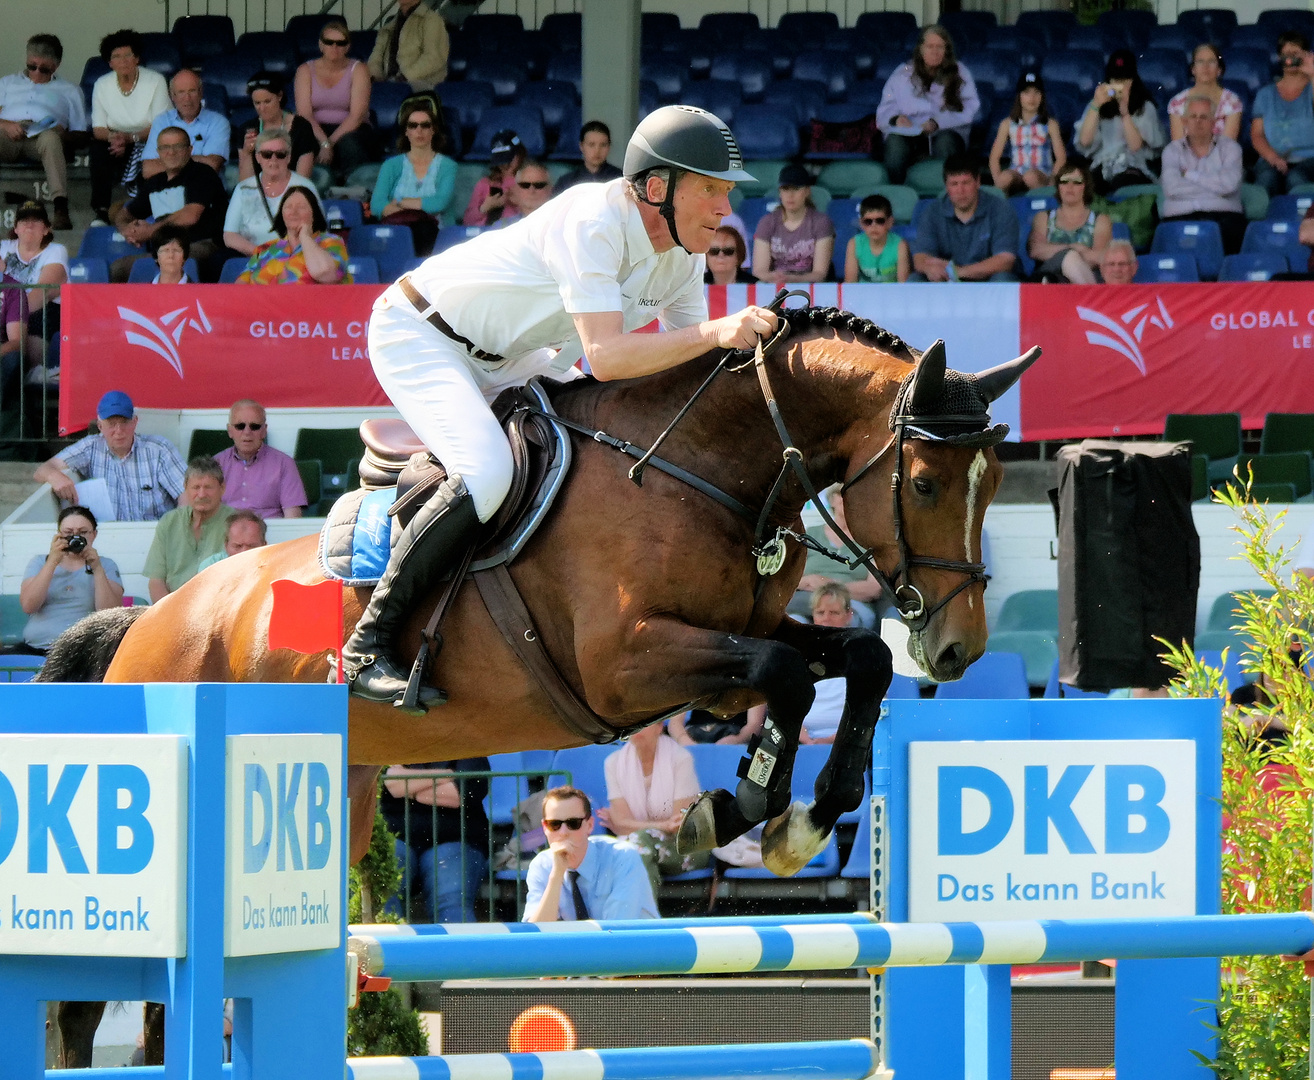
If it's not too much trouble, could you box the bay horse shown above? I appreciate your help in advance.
[42,304,1035,1065]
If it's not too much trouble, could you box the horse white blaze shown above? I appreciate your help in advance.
[963,451,987,610]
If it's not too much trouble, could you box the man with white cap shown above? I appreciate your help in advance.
[344,105,779,708]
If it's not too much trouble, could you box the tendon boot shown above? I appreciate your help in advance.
[340,474,480,709]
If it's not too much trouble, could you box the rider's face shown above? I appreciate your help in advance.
[669,173,734,254]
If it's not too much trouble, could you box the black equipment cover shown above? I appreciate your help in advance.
[1054,439,1200,691]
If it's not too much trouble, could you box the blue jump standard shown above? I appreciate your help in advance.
[350,913,1314,982]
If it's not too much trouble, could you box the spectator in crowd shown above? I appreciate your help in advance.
[791,486,885,628]
[704,224,755,284]
[368,0,450,92]
[89,29,170,225]
[224,128,317,259]
[1168,43,1243,142]
[35,390,186,521]
[148,223,192,283]
[2,201,68,360]
[237,72,317,180]
[599,722,708,897]
[213,399,306,518]
[1076,50,1165,196]
[463,130,525,226]
[1251,32,1314,195]
[1161,92,1246,255]
[877,25,979,185]
[237,187,350,284]
[512,160,554,217]
[989,71,1065,196]
[752,163,835,284]
[380,759,490,923]
[370,97,456,256]
[799,583,857,744]
[555,121,623,191]
[143,455,234,601]
[910,153,1018,282]
[295,19,374,184]
[523,786,658,922]
[141,69,229,180]
[1099,239,1138,284]
[844,193,910,282]
[111,125,227,281]
[11,506,123,656]
[0,35,86,230]
[1027,162,1112,283]
[0,272,30,390]
[196,509,268,571]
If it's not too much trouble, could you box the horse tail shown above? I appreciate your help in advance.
[33,606,147,683]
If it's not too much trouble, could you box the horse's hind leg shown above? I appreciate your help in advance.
[57,1001,106,1068]
[758,622,892,877]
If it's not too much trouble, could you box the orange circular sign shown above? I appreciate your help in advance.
[508,1004,577,1052]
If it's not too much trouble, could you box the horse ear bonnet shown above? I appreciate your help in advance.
[891,342,1041,449]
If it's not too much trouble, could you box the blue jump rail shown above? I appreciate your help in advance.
[350,913,1314,983]
[46,1039,886,1080]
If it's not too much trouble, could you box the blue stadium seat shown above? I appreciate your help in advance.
[484,752,527,827]
[1241,218,1307,267]
[139,33,182,78]
[432,226,485,255]
[460,12,525,50]
[984,27,1041,69]
[548,746,611,833]
[822,30,876,79]
[173,14,235,63]
[854,11,918,41]
[1145,25,1197,62]
[544,50,582,94]
[792,50,855,102]
[437,81,494,148]
[463,58,523,104]
[347,30,377,65]
[200,82,229,117]
[347,226,414,280]
[1138,49,1191,101]
[1041,50,1105,97]
[372,81,418,136]
[764,81,827,128]
[680,80,743,126]
[778,10,839,46]
[1111,221,1132,243]
[940,11,997,49]
[218,257,247,284]
[1152,219,1224,280]
[1222,49,1274,97]
[548,104,583,158]
[1042,661,1108,699]
[201,54,262,106]
[641,58,687,103]
[709,52,772,103]
[235,31,298,74]
[522,84,578,142]
[832,223,857,279]
[466,106,547,160]
[323,199,364,228]
[700,12,761,46]
[1017,11,1078,51]
[1268,193,1314,220]
[933,652,1029,699]
[78,226,137,262]
[127,257,200,283]
[641,11,682,46]
[344,256,379,284]
[1042,84,1087,131]
[961,52,1019,99]
[1066,25,1117,53]
[1219,253,1288,281]
[1175,9,1237,48]
[1256,9,1314,45]
[1133,253,1199,282]
[734,105,801,160]
[68,257,109,284]
[540,12,581,51]
[734,196,775,237]
[285,13,335,60]
[1098,8,1158,50]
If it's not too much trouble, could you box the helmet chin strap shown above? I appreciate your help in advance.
[636,169,691,254]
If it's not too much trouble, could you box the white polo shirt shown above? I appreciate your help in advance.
[402,178,707,366]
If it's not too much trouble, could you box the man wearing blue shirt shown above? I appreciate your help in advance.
[141,69,230,180]
[523,786,658,922]
[911,153,1019,283]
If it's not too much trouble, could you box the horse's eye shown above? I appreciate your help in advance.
[912,478,934,497]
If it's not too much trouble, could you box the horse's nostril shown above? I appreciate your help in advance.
[937,641,964,674]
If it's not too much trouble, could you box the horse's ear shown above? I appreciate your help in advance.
[908,339,947,414]
[974,346,1043,403]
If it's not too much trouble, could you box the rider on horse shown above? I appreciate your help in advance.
[343,105,781,708]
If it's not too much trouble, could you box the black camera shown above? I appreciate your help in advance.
[66,534,87,554]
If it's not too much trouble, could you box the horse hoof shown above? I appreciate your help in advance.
[761,801,831,878]
[677,792,720,854]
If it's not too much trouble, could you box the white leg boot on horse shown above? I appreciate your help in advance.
[339,474,480,711]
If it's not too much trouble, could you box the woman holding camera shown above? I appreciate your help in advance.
[14,506,123,655]
[1075,49,1164,195]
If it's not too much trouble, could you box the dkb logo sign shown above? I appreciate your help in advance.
[908,740,1197,921]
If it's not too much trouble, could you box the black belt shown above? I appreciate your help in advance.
[397,275,505,365]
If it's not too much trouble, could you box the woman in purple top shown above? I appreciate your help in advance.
[876,25,979,185]
[751,164,836,285]
[294,18,375,182]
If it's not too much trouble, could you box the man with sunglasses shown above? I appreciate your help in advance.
[212,399,307,519]
[523,786,658,922]
[345,105,776,708]
[0,35,87,231]
[511,160,554,217]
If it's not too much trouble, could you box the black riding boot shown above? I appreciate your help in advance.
[340,474,479,708]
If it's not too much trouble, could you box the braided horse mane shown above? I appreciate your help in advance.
[778,305,919,366]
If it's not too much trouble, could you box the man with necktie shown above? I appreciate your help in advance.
[523,786,658,922]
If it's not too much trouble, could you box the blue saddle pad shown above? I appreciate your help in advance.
[318,486,397,586]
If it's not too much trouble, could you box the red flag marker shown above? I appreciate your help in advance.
[269,579,345,682]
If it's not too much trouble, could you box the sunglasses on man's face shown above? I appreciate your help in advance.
[706,245,737,256]
[26,62,56,75]
[258,149,290,160]
[231,422,265,431]
[320,37,349,47]
[861,215,890,225]
[543,817,587,831]
[518,180,549,190]
[406,120,433,130]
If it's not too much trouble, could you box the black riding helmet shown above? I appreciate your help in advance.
[624,105,755,253]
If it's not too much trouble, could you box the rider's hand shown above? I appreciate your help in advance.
[712,305,778,350]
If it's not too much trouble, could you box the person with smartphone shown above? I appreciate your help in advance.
[462,129,526,226]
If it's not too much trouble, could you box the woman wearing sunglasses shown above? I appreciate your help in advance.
[1026,162,1111,284]
[371,100,457,255]
[703,225,754,285]
[223,128,318,260]
[294,18,375,182]
[843,193,909,283]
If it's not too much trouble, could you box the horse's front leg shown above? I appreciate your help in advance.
[757,619,892,876]
[579,617,816,857]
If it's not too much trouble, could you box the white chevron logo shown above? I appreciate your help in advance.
[117,301,214,377]
[1075,297,1174,375]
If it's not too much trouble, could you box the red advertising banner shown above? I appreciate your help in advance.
[59,284,390,434]
[1018,282,1314,441]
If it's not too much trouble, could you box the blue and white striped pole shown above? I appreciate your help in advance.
[350,913,1314,983]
